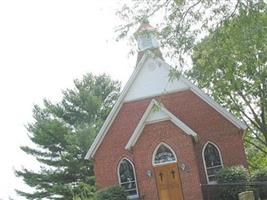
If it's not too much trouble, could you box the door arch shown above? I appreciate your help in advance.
[152,143,184,200]
[152,142,177,166]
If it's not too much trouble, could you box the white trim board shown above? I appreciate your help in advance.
[85,51,246,160]
[125,99,198,150]
[180,77,247,130]
[85,52,151,160]
[124,57,188,101]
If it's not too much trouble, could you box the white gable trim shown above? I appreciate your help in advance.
[160,62,246,130]
[85,52,246,160]
[124,57,189,102]
[85,52,151,160]
[180,77,247,130]
[125,99,198,150]
[124,87,190,103]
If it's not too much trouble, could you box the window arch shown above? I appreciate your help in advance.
[153,143,177,166]
[202,142,223,183]
[117,158,138,199]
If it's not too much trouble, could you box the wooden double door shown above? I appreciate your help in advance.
[154,163,184,200]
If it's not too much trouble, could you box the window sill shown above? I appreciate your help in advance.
[128,195,145,200]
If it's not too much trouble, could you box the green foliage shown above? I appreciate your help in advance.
[245,140,267,170]
[95,186,127,200]
[117,0,267,169]
[251,168,267,198]
[216,166,249,200]
[117,0,265,67]
[251,168,267,182]
[15,73,120,200]
[188,4,267,170]
[117,0,267,170]
[217,166,248,183]
[72,182,96,200]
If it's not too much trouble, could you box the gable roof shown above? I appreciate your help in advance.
[125,99,198,150]
[85,51,246,160]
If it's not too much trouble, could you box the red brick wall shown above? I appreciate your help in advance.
[94,96,150,189]
[132,120,203,200]
[157,90,247,184]
[93,90,247,199]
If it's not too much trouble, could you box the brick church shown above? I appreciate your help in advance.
[85,22,247,200]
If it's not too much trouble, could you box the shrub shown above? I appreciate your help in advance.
[72,182,96,200]
[216,166,249,200]
[96,186,127,200]
[251,168,267,199]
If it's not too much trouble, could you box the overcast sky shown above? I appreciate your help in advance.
[0,1,136,199]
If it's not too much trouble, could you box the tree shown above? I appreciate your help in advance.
[116,0,264,67]
[188,5,267,169]
[15,73,120,199]
[117,0,267,169]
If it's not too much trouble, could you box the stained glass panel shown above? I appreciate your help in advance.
[154,145,176,164]
[204,143,223,183]
[118,159,138,198]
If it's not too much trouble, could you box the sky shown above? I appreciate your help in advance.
[0,1,135,199]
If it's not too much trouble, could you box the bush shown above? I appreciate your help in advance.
[96,186,127,200]
[216,166,249,200]
[72,182,96,200]
[251,168,267,199]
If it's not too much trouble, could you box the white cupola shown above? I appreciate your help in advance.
[135,20,160,52]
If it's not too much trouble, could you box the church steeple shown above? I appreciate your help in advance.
[135,20,163,65]
[135,20,160,51]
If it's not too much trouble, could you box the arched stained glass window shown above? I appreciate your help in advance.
[203,142,223,183]
[153,143,177,165]
[118,158,138,199]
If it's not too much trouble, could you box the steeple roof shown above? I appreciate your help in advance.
[135,20,155,33]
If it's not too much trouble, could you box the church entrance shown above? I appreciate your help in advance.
[153,143,184,200]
